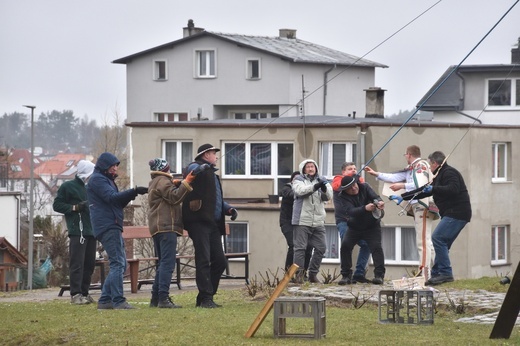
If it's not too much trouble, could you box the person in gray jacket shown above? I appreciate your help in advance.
[292,159,333,283]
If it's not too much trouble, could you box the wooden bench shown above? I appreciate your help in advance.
[58,259,108,296]
[123,226,250,293]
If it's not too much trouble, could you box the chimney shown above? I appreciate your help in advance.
[512,37,520,64]
[279,29,296,39]
[183,19,205,38]
[364,87,386,119]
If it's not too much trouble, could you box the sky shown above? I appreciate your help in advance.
[1,0,519,124]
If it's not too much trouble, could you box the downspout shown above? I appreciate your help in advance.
[14,193,21,249]
[323,64,336,115]
[128,127,134,192]
[359,124,368,176]
[455,70,482,124]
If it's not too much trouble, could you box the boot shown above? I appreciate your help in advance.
[308,272,321,284]
[293,269,305,284]
[158,296,182,309]
[149,295,158,308]
[338,275,353,285]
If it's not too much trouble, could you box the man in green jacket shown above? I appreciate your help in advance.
[53,160,96,305]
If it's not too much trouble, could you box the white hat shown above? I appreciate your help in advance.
[77,160,95,181]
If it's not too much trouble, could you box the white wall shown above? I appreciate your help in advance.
[0,193,21,249]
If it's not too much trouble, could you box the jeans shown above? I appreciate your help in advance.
[69,235,97,296]
[431,216,468,277]
[97,229,127,306]
[340,226,385,279]
[281,224,313,271]
[293,225,326,275]
[152,232,177,300]
[337,221,370,277]
[188,221,227,303]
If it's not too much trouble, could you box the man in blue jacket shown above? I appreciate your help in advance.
[87,152,148,310]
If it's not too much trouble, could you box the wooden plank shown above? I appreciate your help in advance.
[490,261,520,339]
[244,263,299,338]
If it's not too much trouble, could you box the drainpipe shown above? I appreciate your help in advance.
[455,110,482,124]
[128,127,134,190]
[359,124,368,175]
[454,70,482,124]
[323,65,336,115]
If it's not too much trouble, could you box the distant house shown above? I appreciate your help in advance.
[113,20,387,123]
[418,37,520,125]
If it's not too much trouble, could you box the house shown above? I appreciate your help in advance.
[113,20,387,123]
[418,37,520,125]
[0,237,27,291]
[119,22,519,281]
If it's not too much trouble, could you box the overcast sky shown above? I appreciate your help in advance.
[1,0,519,124]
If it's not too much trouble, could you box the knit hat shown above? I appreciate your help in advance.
[339,175,357,190]
[76,160,95,182]
[149,158,170,172]
[195,144,220,159]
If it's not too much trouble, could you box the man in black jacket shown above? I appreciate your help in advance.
[335,175,386,285]
[399,151,472,285]
[182,144,237,308]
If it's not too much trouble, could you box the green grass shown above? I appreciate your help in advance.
[0,279,519,345]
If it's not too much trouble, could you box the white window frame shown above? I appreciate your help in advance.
[322,224,341,264]
[224,222,249,259]
[491,225,508,265]
[486,78,520,108]
[246,58,261,80]
[161,140,193,174]
[155,113,188,122]
[492,142,509,182]
[221,141,293,193]
[319,142,356,178]
[195,49,216,78]
[153,60,167,81]
[230,111,279,120]
[382,226,419,265]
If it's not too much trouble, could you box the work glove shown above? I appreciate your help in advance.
[193,163,211,175]
[135,186,148,195]
[422,185,433,194]
[229,208,238,221]
[185,171,196,184]
[77,201,89,212]
[313,177,327,191]
[171,179,181,187]
[388,195,403,205]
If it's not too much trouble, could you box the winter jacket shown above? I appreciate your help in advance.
[182,159,232,236]
[334,183,383,231]
[53,176,93,237]
[279,182,294,227]
[148,171,192,236]
[331,174,364,191]
[291,159,332,227]
[87,152,139,238]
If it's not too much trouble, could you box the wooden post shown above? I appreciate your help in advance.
[490,262,520,339]
[244,264,299,338]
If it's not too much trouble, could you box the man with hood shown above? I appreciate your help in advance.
[291,159,333,283]
[182,144,237,308]
[87,152,148,310]
[53,160,96,305]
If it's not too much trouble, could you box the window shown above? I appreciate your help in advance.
[0,163,7,188]
[196,50,216,78]
[222,142,293,193]
[322,225,340,263]
[225,223,248,254]
[492,142,510,182]
[153,60,167,81]
[246,58,261,79]
[382,226,419,265]
[491,225,508,265]
[230,111,278,120]
[319,142,357,177]
[162,141,193,174]
[487,79,520,107]
[155,113,188,122]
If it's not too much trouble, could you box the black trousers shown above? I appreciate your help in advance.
[188,221,227,303]
[340,226,385,279]
[69,235,97,296]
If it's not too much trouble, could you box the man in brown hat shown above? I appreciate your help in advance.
[182,144,238,308]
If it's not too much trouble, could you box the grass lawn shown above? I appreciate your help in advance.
[1,278,519,345]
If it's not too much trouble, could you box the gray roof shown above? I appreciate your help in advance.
[113,31,387,68]
[418,64,520,111]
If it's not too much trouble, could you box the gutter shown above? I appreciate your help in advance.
[455,110,482,124]
[323,65,336,115]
